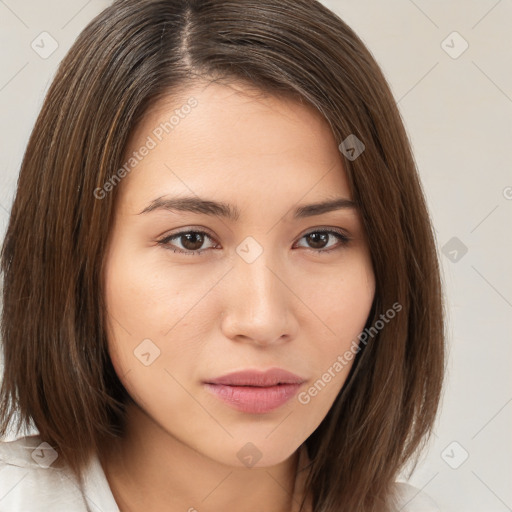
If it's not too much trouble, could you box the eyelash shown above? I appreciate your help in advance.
[157,228,351,256]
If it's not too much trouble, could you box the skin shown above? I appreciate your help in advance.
[100,80,375,512]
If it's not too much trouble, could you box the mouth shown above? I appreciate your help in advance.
[203,368,306,414]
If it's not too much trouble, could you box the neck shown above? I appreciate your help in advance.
[99,403,312,512]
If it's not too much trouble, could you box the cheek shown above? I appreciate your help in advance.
[104,243,197,338]
[103,262,198,415]
[304,255,375,343]
[102,244,214,390]
[297,258,375,401]
[329,275,374,343]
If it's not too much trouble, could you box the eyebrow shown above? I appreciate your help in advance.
[138,195,358,220]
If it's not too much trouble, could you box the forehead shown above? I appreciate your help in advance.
[117,81,351,210]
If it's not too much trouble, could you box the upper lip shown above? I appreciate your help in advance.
[205,368,306,387]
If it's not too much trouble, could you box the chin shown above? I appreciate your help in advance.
[200,437,302,469]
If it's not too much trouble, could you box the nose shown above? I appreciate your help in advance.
[219,252,298,347]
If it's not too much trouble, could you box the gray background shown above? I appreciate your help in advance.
[1,1,511,510]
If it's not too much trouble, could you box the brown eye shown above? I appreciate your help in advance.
[295,229,350,253]
[178,232,206,251]
[158,231,218,255]
[304,232,329,249]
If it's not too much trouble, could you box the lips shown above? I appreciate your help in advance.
[203,368,306,414]
[205,368,306,387]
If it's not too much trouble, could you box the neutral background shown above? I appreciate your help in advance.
[0,1,511,510]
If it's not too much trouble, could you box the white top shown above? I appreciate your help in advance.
[0,435,440,511]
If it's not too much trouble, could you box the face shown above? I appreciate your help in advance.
[102,81,375,468]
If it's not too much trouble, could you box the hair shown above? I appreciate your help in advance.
[0,0,445,510]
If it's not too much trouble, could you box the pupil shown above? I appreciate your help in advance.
[307,232,327,249]
[182,232,204,251]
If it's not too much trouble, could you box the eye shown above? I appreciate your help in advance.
[157,230,218,255]
[294,228,350,254]
[157,227,351,256]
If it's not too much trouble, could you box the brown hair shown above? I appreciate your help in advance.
[0,0,445,510]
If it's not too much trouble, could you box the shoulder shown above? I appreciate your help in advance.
[392,482,441,511]
[0,434,88,511]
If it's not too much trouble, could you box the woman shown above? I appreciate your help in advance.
[0,0,445,510]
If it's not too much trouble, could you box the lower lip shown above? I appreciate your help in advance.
[203,383,302,414]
